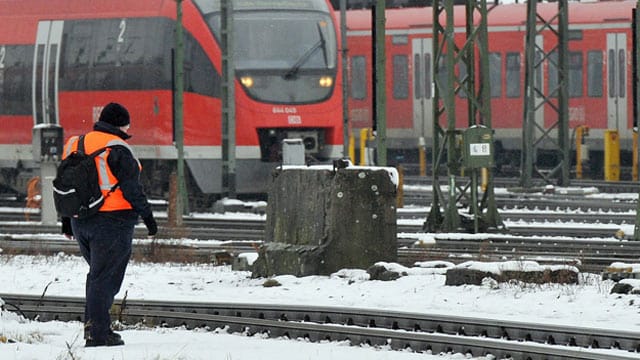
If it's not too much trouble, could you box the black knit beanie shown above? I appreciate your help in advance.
[99,102,130,127]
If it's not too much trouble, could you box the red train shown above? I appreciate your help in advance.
[0,0,343,201]
[344,0,636,176]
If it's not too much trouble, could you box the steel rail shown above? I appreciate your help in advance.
[1,294,638,359]
[403,176,640,194]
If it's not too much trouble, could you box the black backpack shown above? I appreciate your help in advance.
[53,135,117,219]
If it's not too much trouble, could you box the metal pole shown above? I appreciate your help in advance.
[340,0,349,159]
[374,0,387,166]
[175,0,189,220]
[557,0,570,186]
[221,0,236,198]
[425,0,445,232]
[425,0,501,233]
[474,0,501,231]
[521,0,536,188]
[520,0,569,187]
[633,1,640,240]
[635,1,640,182]
[442,0,458,232]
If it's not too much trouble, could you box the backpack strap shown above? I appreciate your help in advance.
[79,134,109,158]
[77,135,86,155]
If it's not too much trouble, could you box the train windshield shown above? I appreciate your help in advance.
[203,11,336,71]
[195,1,338,104]
[237,12,335,71]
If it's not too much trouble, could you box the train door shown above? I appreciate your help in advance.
[32,20,63,126]
[606,33,627,130]
[412,38,433,142]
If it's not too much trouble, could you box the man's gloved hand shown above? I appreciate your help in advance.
[143,215,158,236]
[61,217,74,240]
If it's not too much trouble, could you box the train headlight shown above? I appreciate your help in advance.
[240,76,254,88]
[319,76,333,88]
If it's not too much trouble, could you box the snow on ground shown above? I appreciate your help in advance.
[1,251,640,359]
[2,186,640,358]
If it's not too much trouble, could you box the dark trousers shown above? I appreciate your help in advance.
[71,213,136,341]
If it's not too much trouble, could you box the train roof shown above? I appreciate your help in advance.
[343,0,636,32]
[196,0,332,13]
[0,0,175,18]
[0,0,178,43]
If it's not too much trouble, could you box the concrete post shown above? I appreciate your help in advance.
[253,165,397,277]
[40,163,57,225]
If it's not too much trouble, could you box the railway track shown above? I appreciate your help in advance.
[2,294,638,359]
[398,235,640,273]
[402,188,637,213]
[3,176,638,210]
[2,182,639,357]
[1,220,638,273]
[402,175,640,194]
[1,182,639,272]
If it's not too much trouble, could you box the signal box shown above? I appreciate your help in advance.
[462,126,494,169]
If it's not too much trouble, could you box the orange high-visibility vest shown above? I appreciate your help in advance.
[62,131,141,212]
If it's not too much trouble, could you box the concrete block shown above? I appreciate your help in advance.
[252,166,397,277]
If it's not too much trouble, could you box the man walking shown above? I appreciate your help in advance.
[61,102,158,347]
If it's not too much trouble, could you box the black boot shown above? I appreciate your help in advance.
[85,331,125,347]
[85,327,122,341]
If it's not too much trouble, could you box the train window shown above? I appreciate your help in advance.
[66,22,92,67]
[548,51,558,97]
[506,52,520,98]
[587,51,603,98]
[424,53,431,99]
[568,52,583,98]
[143,18,174,90]
[535,51,542,98]
[60,18,207,94]
[568,30,583,41]
[548,51,583,98]
[47,44,58,119]
[414,54,422,99]
[618,49,625,97]
[118,21,146,89]
[233,13,336,71]
[456,53,500,98]
[458,61,467,98]
[609,49,615,97]
[489,52,501,98]
[34,45,45,124]
[61,21,92,90]
[91,19,125,90]
[121,22,146,88]
[392,35,408,45]
[393,55,408,99]
[0,45,32,115]
[93,21,117,62]
[351,56,366,100]
[415,53,432,100]
[437,55,448,95]
[90,19,152,91]
[184,33,220,98]
[0,47,3,106]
